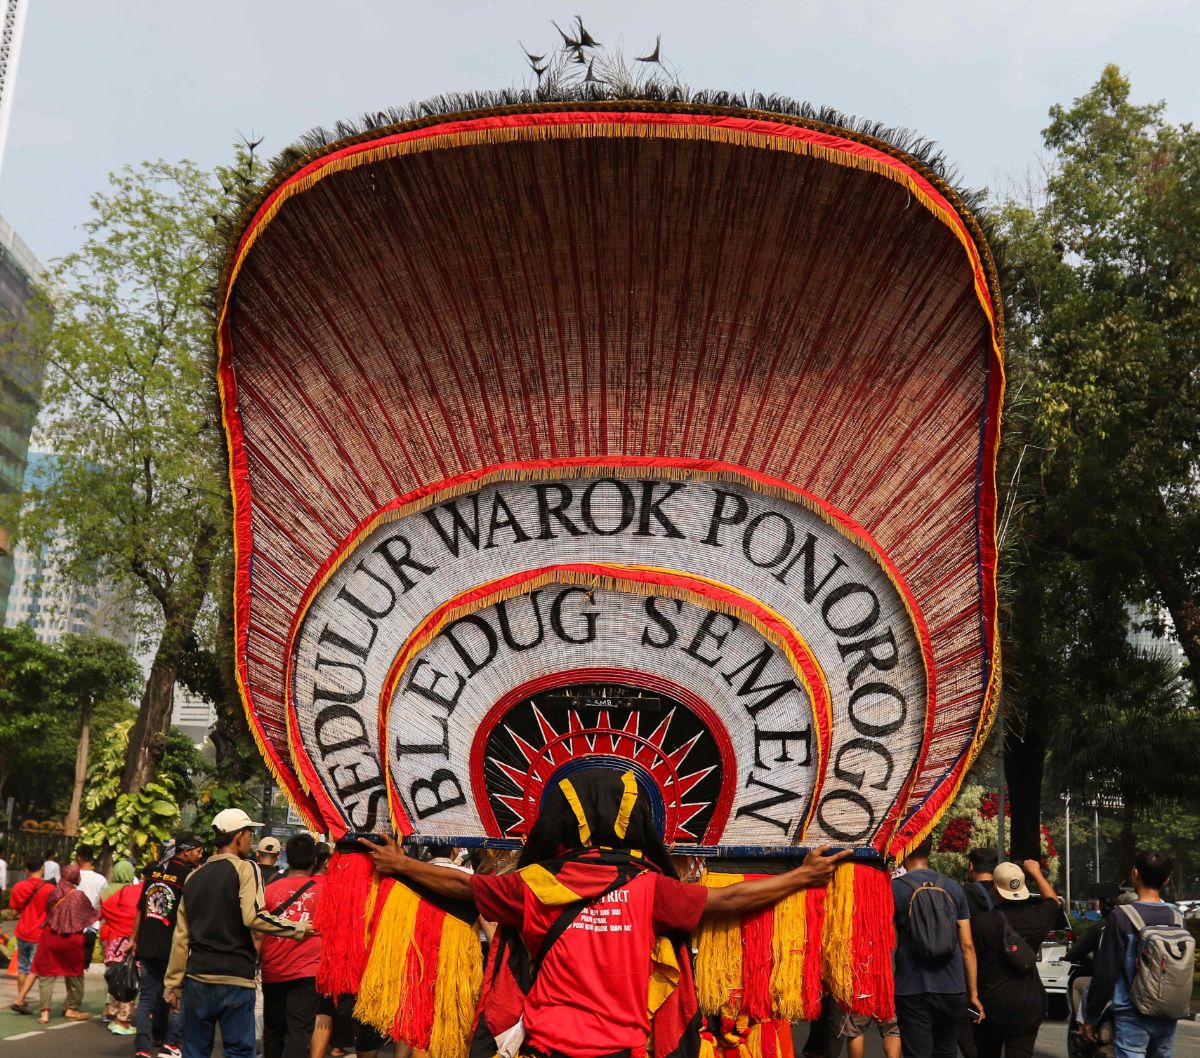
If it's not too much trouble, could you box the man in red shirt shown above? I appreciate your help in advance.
[260,834,322,1058]
[8,857,54,1015]
[362,768,849,1058]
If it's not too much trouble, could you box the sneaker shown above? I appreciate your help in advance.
[157,1046,182,1058]
[110,1023,137,1036]
[137,1052,154,1058]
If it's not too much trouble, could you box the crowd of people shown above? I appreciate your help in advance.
[0,781,1189,1058]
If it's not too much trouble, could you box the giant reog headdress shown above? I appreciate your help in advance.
[216,91,1003,1033]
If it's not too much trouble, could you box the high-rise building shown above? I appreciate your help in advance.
[0,0,28,179]
[4,453,136,648]
[0,213,45,616]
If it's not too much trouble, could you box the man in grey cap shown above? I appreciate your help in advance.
[165,809,312,1058]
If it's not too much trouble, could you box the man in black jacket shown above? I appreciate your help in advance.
[165,809,312,1058]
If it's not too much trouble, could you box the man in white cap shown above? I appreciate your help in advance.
[969,859,1060,1058]
[164,809,313,1058]
[256,836,283,887]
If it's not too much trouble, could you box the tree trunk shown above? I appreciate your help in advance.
[62,696,93,836]
[120,645,179,793]
[122,518,219,795]
[1006,718,1049,861]
[1119,799,1137,884]
[1147,553,1200,687]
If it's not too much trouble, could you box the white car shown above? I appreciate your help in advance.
[1036,898,1074,1018]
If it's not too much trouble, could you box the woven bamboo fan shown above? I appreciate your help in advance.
[216,99,1003,865]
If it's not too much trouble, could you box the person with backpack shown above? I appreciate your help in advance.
[969,860,1061,1058]
[965,849,999,918]
[260,834,322,1058]
[892,837,981,1058]
[359,768,850,1058]
[8,857,53,1014]
[1084,850,1194,1058]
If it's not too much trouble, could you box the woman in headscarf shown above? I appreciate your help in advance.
[99,859,141,1035]
[31,863,100,1023]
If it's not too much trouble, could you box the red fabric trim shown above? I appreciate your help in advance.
[217,318,322,825]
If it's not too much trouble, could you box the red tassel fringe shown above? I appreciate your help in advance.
[801,888,826,1022]
[741,905,774,1021]
[850,865,896,1020]
[315,850,375,996]
[398,900,446,1046]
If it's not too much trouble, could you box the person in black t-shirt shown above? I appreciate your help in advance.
[970,860,1060,1058]
[964,849,999,919]
[131,831,204,1058]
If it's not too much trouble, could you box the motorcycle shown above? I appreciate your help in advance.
[1065,962,1114,1058]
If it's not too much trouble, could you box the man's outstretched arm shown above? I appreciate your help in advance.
[701,847,853,917]
[359,836,476,903]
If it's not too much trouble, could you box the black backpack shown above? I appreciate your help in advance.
[996,912,1038,975]
[900,873,960,961]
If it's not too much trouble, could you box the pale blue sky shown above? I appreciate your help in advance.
[3,0,1197,267]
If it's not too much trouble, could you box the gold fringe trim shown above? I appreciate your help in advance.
[820,862,857,1010]
[429,915,484,1058]
[769,889,807,1022]
[696,872,745,1016]
[355,882,421,1034]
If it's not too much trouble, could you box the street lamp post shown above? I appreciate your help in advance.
[1062,790,1072,913]
[1094,808,1101,883]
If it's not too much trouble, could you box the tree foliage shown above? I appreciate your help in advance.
[997,65,1200,869]
[80,718,206,863]
[2,158,243,795]
[0,626,140,818]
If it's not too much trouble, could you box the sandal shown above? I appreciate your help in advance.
[63,1009,90,1021]
[10,1002,31,1015]
[37,1009,49,1024]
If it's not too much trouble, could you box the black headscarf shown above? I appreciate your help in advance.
[518,767,677,878]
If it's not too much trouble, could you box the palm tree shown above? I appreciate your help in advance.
[1048,647,1200,882]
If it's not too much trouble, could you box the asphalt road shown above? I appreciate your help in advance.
[1,970,1199,1057]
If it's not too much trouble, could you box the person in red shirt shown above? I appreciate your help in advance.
[260,834,323,1058]
[361,768,849,1058]
[99,860,143,1035]
[8,857,53,1015]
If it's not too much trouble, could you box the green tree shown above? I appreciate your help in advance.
[3,159,239,796]
[81,717,206,862]
[997,65,1200,857]
[1047,649,1200,880]
[58,633,142,836]
[0,624,75,805]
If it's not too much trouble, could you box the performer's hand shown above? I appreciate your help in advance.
[800,845,853,886]
[357,833,409,876]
